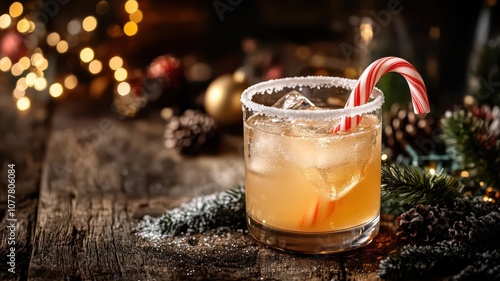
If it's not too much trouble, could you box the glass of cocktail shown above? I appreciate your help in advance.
[241,76,384,254]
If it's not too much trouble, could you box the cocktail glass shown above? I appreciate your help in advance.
[241,76,383,254]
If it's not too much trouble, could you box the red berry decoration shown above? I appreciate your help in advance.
[146,55,180,84]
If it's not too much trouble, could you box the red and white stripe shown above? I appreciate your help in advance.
[333,57,430,132]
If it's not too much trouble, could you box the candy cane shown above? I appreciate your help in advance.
[334,57,430,132]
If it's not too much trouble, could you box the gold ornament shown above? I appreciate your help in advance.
[204,74,248,125]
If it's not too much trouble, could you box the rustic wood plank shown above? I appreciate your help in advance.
[0,92,49,281]
[29,103,396,280]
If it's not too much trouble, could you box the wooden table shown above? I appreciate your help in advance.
[0,97,396,280]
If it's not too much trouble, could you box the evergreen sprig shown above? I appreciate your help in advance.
[158,186,246,235]
[381,162,465,215]
[441,108,500,189]
[137,186,246,237]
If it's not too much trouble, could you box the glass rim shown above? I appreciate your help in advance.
[241,76,384,120]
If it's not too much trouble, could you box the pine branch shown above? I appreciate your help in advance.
[451,250,500,281]
[440,108,500,188]
[136,186,246,237]
[381,162,465,215]
[378,241,471,280]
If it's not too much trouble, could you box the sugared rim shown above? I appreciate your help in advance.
[241,76,384,120]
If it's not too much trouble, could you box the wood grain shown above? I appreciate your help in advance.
[0,94,49,281]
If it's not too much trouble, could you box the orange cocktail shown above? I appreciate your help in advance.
[241,77,383,254]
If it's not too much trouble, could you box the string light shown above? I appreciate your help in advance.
[11,63,24,76]
[130,10,143,23]
[4,0,144,109]
[27,20,35,33]
[26,72,37,86]
[16,96,30,111]
[16,77,28,91]
[49,83,63,97]
[123,21,138,36]
[82,16,97,32]
[19,57,31,70]
[0,57,12,72]
[460,170,470,178]
[9,2,23,18]
[114,68,127,81]
[381,154,388,161]
[109,56,123,70]
[428,168,436,175]
[125,0,139,14]
[56,40,69,53]
[67,19,81,35]
[31,53,44,67]
[17,18,30,33]
[117,81,131,96]
[34,77,48,91]
[80,47,94,63]
[47,32,60,46]
[38,58,49,71]
[89,59,102,74]
[13,88,25,99]
[0,14,12,29]
[64,75,78,89]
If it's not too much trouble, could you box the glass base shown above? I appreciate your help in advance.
[247,214,380,254]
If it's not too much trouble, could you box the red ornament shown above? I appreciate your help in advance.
[146,55,180,84]
[1,29,29,63]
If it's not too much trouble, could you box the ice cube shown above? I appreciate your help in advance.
[272,90,315,110]
[245,114,283,175]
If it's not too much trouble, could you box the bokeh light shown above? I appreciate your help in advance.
[16,77,28,91]
[17,18,30,33]
[125,0,139,13]
[27,20,35,33]
[67,19,81,35]
[0,14,12,29]
[130,10,143,23]
[26,72,37,86]
[19,56,30,70]
[34,77,47,91]
[49,83,63,97]
[56,40,69,53]
[9,2,23,18]
[123,21,138,36]
[31,53,44,67]
[11,63,24,76]
[46,32,60,46]
[117,81,131,96]
[114,68,127,81]
[80,47,94,63]
[13,88,25,99]
[17,96,30,111]
[96,0,110,15]
[0,57,12,72]
[38,58,49,71]
[89,59,102,74]
[82,16,97,32]
[109,56,123,70]
[64,75,78,89]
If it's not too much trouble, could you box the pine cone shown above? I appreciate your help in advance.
[164,110,219,155]
[396,204,450,245]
